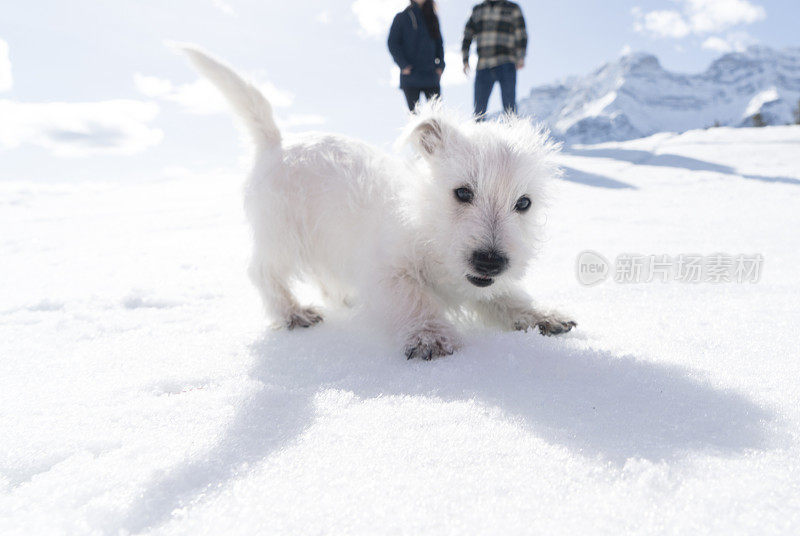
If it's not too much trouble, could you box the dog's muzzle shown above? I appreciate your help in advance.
[467,249,508,287]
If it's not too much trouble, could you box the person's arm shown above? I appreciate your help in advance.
[514,5,528,68]
[461,9,476,72]
[388,14,410,71]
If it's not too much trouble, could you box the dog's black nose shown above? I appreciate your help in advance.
[470,249,509,276]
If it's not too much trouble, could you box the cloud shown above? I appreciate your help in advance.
[0,99,163,157]
[701,36,733,52]
[316,10,331,25]
[211,0,235,16]
[635,10,691,39]
[278,114,326,128]
[135,73,324,131]
[134,73,293,114]
[351,0,407,38]
[133,73,172,96]
[634,0,765,40]
[0,38,12,91]
[620,44,633,57]
[686,0,765,34]
[701,31,757,52]
[0,38,160,157]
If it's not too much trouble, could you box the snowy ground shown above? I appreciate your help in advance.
[2,126,800,535]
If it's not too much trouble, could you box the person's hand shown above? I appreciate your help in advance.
[402,65,412,75]
[436,68,443,77]
[516,59,525,70]
[463,62,470,75]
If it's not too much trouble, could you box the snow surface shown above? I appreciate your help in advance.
[2,126,800,534]
[518,46,800,144]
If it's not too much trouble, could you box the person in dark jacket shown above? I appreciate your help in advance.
[388,0,446,112]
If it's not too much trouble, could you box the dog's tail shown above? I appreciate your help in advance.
[180,45,281,148]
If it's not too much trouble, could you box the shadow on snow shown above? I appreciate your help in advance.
[563,147,800,185]
[560,166,637,189]
[121,320,775,532]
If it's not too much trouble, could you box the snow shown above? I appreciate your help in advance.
[744,88,780,119]
[2,126,800,534]
[518,46,800,144]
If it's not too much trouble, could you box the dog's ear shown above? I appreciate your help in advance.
[412,118,446,156]
[408,117,457,159]
[398,104,467,160]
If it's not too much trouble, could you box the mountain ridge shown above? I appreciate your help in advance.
[517,46,800,144]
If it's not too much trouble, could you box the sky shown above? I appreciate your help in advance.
[1,0,798,182]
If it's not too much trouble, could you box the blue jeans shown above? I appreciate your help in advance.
[474,62,517,119]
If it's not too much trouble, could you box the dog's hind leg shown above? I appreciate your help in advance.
[248,258,323,330]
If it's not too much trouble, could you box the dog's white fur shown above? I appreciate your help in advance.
[183,46,576,360]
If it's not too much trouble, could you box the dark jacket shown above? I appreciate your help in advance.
[387,3,445,89]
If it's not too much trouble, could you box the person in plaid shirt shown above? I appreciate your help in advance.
[462,0,528,118]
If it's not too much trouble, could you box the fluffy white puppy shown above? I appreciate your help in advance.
[183,47,575,360]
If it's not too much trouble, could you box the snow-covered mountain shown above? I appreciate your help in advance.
[518,46,800,144]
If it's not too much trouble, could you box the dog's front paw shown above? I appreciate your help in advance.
[286,307,323,330]
[535,314,577,336]
[513,311,576,336]
[404,328,459,361]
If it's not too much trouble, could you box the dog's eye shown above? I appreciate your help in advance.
[454,187,474,204]
[515,196,531,212]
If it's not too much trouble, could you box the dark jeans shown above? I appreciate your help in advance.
[403,85,440,112]
[474,62,517,119]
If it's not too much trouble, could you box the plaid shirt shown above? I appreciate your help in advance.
[462,0,527,70]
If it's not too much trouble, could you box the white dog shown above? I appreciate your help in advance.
[184,47,576,360]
